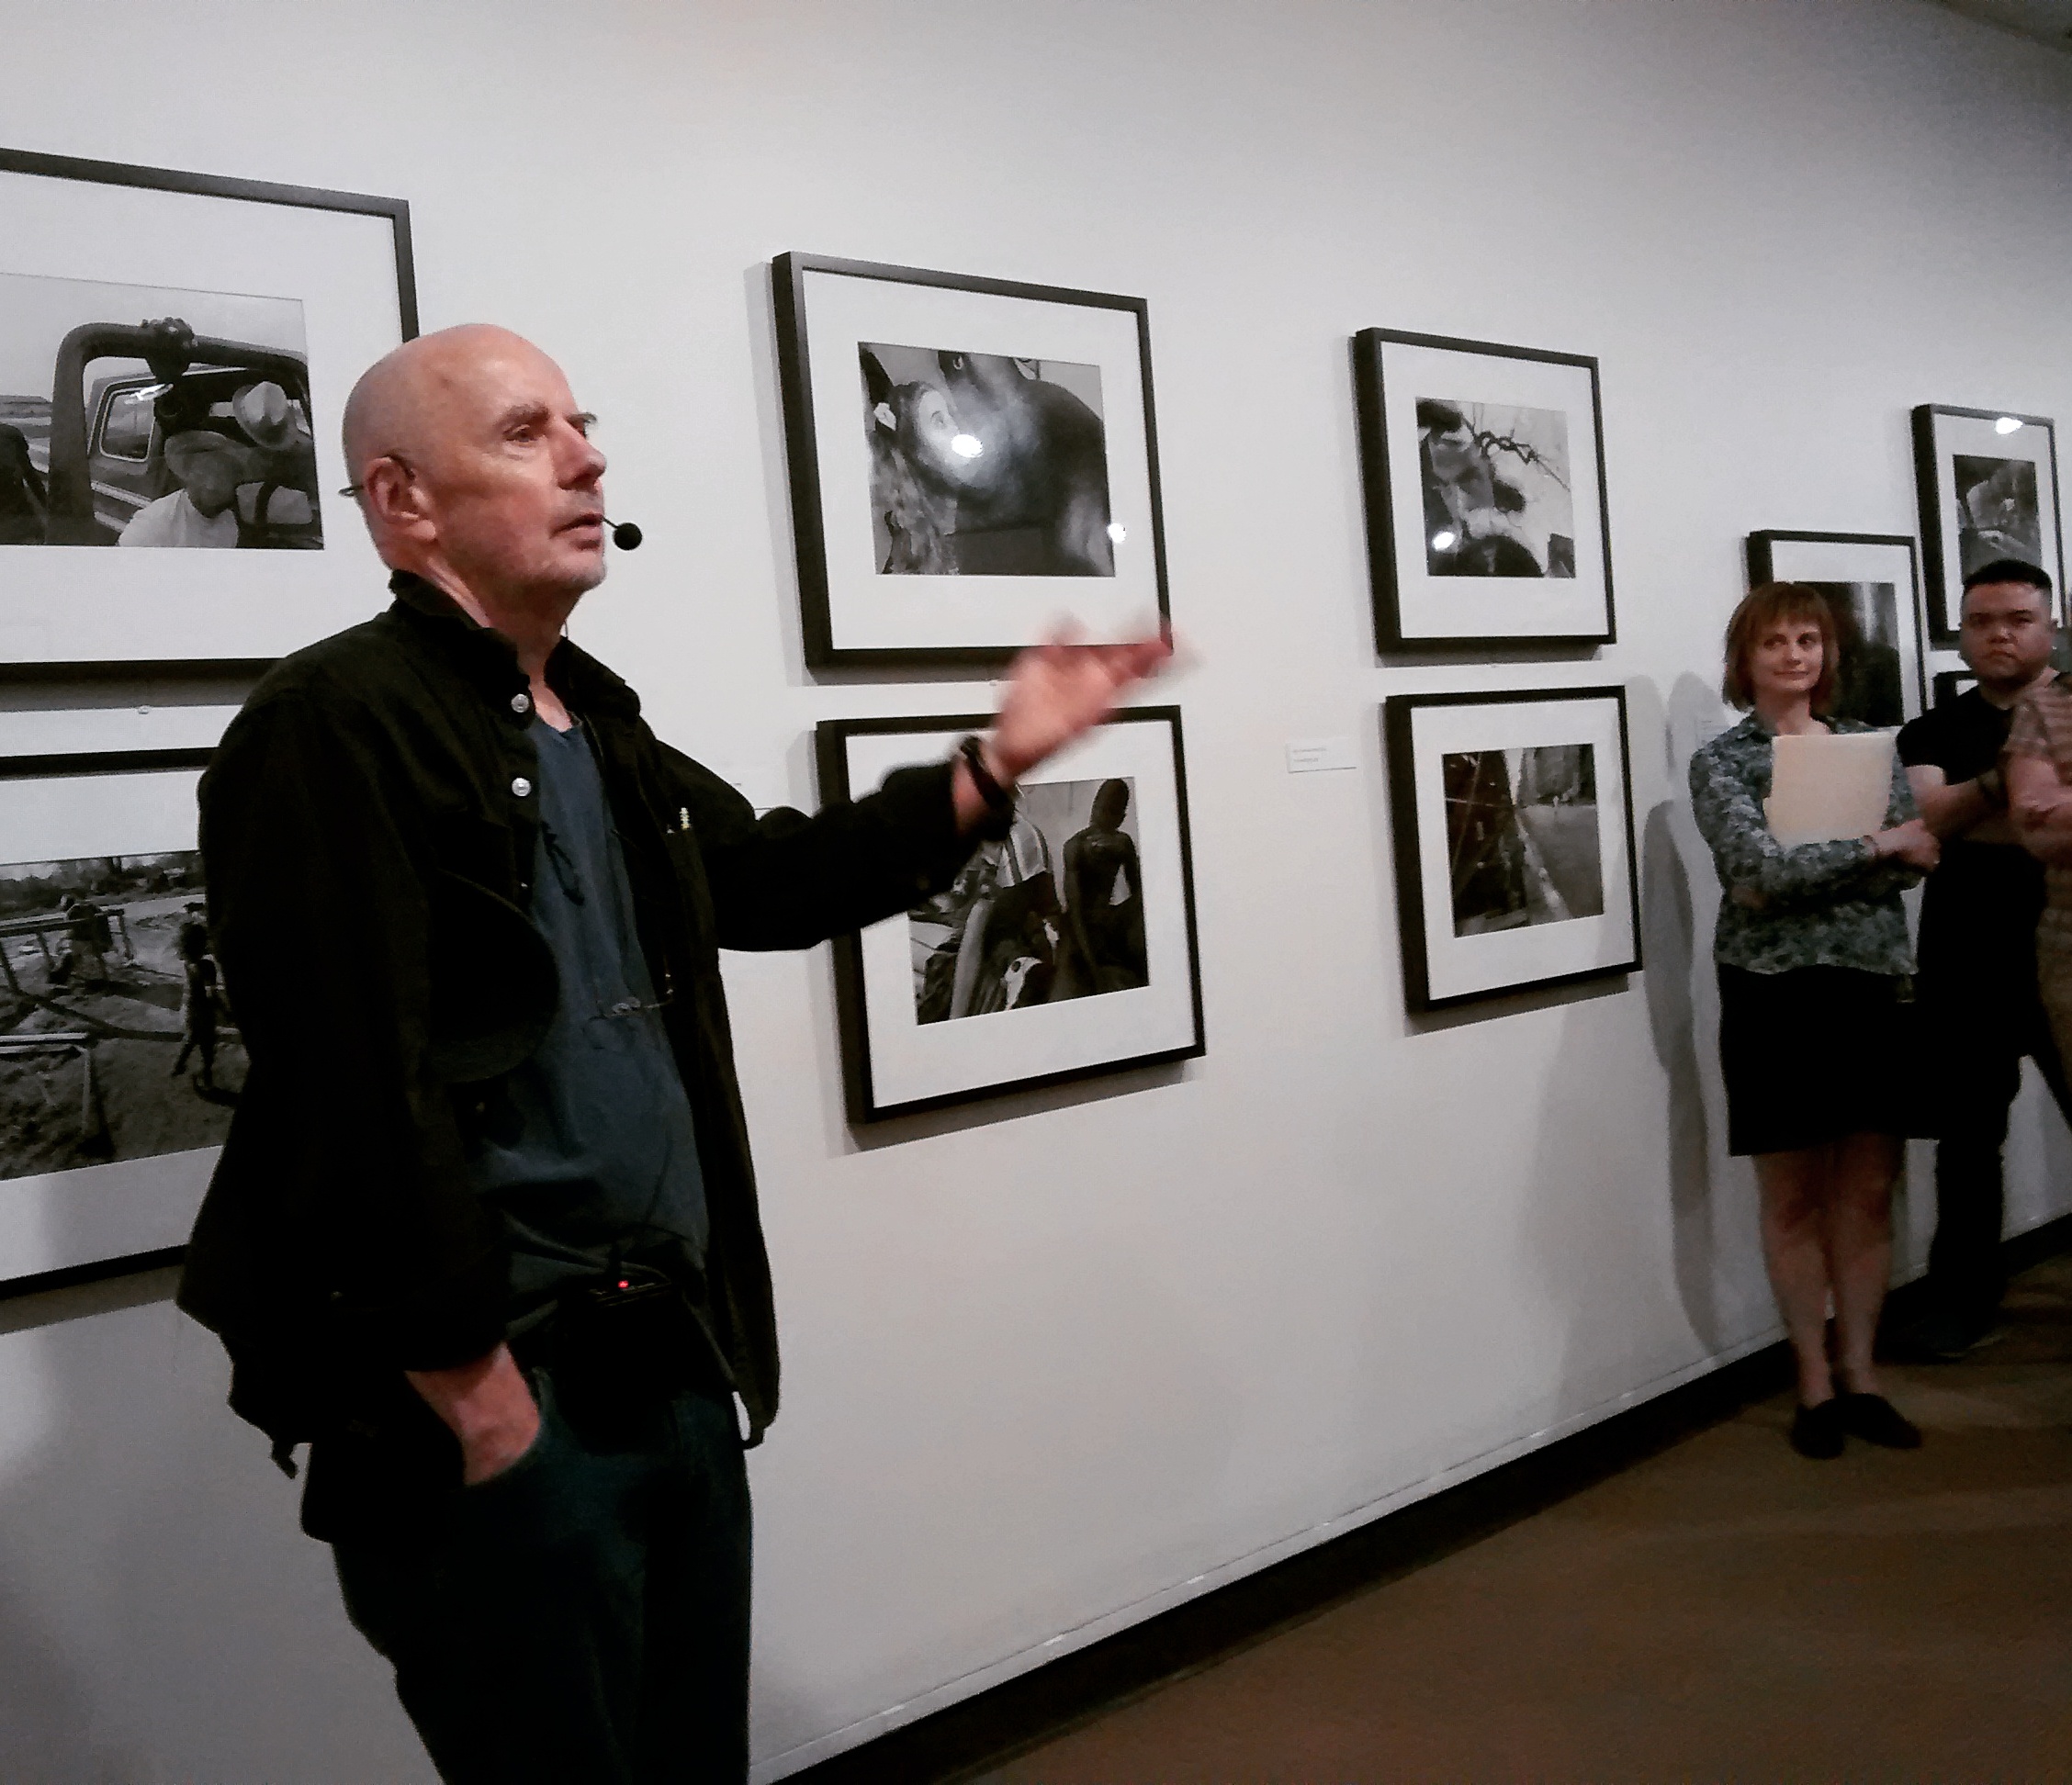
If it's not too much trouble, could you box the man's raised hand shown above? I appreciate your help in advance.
[988,627,1174,784]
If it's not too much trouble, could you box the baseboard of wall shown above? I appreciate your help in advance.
[792,1210,2072,1785]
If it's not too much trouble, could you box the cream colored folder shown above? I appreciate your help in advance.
[1764,731,1894,846]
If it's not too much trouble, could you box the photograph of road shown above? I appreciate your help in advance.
[860,342,1115,577]
[0,269,320,549]
[0,850,240,1184]
[906,776,1145,1023]
[1444,744,1603,936]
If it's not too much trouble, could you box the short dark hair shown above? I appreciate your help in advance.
[1722,582,1840,713]
[1961,557,2052,596]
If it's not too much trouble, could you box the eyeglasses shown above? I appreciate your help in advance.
[336,452,415,500]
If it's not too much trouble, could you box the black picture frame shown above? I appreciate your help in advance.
[0,741,220,1296]
[0,146,417,668]
[1932,668,1979,707]
[1745,530,1928,726]
[1912,403,2065,646]
[1355,328,1616,652]
[773,252,1170,669]
[813,707,1203,1121]
[0,147,418,333]
[1383,686,1639,1012]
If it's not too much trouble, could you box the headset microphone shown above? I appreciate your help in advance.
[605,519,643,550]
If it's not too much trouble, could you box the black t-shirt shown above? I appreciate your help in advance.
[1897,689,2044,982]
[467,718,710,1332]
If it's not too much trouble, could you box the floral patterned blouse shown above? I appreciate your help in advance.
[1688,712,1920,976]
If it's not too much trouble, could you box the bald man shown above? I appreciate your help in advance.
[177,325,1166,1784]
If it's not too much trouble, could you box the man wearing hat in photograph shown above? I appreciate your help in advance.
[118,428,253,548]
[229,378,320,536]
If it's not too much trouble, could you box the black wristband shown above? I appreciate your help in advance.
[958,734,1017,838]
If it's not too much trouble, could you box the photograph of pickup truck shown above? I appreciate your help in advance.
[0,268,321,550]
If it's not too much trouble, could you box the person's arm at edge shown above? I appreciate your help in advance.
[2009,753,2072,863]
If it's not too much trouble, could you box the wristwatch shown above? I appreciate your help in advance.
[957,734,1018,839]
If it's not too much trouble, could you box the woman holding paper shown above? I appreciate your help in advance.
[1690,583,1940,1459]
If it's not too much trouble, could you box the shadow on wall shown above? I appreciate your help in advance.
[0,1263,428,1783]
[1652,669,1774,1353]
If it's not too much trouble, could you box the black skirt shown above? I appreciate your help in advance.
[1717,963,1928,1156]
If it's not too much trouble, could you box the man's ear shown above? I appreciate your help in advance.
[362,456,434,541]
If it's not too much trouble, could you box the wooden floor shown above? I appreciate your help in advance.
[976,1255,2072,1782]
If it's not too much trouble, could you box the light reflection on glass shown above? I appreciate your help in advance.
[950,432,984,459]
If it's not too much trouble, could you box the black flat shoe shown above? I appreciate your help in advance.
[1789,1398,1845,1459]
[1839,1392,1922,1450]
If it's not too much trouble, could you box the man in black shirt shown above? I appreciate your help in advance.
[1897,557,2066,1357]
[181,324,1167,1783]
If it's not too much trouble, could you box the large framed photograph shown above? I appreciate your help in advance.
[774,253,1168,668]
[1746,531,1927,727]
[813,708,1203,1120]
[0,147,417,668]
[1383,688,1638,1012]
[1354,328,1615,651]
[1912,404,2065,645]
[0,746,231,1295]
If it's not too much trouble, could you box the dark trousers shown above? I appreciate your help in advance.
[332,1371,751,1784]
[1920,969,2072,1324]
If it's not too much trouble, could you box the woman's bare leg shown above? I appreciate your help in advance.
[1826,1129,1901,1395]
[1755,1145,1836,1405]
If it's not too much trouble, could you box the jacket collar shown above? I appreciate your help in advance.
[387,570,641,720]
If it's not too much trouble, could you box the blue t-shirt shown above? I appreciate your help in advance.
[467,717,709,1330]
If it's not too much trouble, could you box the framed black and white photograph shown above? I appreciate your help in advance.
[1384,688,1638,1012]
[1746,531,1927,727]
[774,253,1167,668]
[0,147,416,668]
[1354,328,1615,650]
[0,746,226,1294]
[1912,404,2065,645]
[814,708,1202,1120]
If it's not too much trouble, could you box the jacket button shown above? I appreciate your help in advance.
[512,776,533,798]
[511,693,531,715]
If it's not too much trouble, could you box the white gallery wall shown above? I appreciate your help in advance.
[3,1,2071,1777]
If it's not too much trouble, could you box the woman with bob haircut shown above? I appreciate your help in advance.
[1689,582,1941,1458]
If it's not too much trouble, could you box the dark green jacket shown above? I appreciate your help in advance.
[178,572,974,1454]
